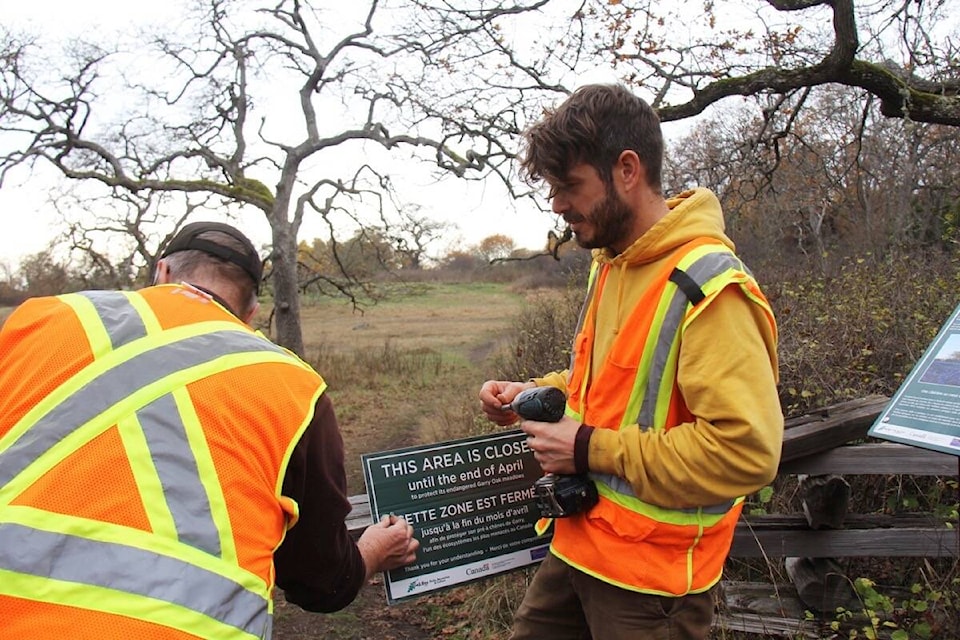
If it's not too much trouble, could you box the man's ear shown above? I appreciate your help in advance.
[616,150,645,191]
[153,259,171,285]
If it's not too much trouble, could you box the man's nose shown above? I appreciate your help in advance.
[551,193,568,215]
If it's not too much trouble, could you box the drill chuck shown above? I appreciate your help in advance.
[501,386,567,423]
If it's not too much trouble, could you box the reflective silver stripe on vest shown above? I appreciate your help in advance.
[77,291,221,554]
[638,251,742,429]
[590,250,743,514]
[137,393,221,555]
[0,330,285,489]
[0,522,269,636]
[79,290,148,348]
[590,471,735,514]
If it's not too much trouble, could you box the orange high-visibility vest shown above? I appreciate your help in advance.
[549,239,776,596]
[0,285,325,639]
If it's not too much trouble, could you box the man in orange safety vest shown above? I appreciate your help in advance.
[480,84,783,640]
[0,221,418,639]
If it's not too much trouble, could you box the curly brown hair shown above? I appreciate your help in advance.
[520,84,664,194]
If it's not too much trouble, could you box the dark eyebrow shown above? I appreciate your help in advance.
[546,176,575,199]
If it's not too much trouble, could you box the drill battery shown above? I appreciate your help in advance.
[534,472,598,518]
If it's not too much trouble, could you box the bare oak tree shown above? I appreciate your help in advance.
[0,0,580,353]
[387,206,450,270]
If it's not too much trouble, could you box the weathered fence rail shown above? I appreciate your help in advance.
[345,394,959,638]
[720,395,958,638]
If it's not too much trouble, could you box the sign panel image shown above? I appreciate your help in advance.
[361,429,551,603]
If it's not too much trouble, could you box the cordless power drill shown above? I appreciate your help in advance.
[502,386,598,518]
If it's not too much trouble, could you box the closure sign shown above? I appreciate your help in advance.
[361,429,551,603]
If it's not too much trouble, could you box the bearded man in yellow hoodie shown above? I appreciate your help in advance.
[479,83,783,640]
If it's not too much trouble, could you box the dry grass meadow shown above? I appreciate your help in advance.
[284,282,526,494]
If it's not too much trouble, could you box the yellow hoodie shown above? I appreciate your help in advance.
[537,188,783,509]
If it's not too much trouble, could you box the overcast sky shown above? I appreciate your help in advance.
[0,0,598,269]
[0,0,184,265]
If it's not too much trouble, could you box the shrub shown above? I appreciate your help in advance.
[491,285,583,381]
[767,250,960,415]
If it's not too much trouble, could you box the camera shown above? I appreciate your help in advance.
[533,473,598,518]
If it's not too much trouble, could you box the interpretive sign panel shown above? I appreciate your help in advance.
[869,301,960,457]
[361,429,550,604]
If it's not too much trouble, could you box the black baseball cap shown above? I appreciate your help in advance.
[160,221,263,292]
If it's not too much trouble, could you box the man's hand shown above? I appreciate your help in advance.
[357,515,419,580]
[479,379,535,426]
[521,415,579,475]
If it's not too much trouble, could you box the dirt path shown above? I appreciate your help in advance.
[273,577,438,640]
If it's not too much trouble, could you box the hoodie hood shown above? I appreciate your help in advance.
[593,188,733,267]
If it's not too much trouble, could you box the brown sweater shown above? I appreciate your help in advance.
[274,393,367,612]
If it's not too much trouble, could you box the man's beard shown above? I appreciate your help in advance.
[569,187,634,252]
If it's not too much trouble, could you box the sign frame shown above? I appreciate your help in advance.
[869,300,960,457]
[361,429,551,604]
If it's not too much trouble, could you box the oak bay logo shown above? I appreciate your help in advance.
[406,575,450,593]
[407,579,428,593]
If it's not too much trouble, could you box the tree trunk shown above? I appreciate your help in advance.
[270,221,304,356]
[798,473,850,529]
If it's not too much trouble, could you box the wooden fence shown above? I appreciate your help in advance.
[345,395,959,638]
[719,395,958,638]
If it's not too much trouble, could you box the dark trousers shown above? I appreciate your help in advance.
[510,553,716,640]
